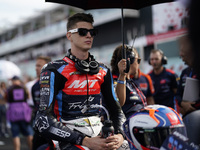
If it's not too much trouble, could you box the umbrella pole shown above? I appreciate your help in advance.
[121,1,130,73]
[121,5,125,59]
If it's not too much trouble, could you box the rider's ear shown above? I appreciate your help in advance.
[66,32,71,40]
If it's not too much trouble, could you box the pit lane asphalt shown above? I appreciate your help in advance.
[0,136,29,150]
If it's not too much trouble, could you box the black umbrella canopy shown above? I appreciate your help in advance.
[45,0,173,10]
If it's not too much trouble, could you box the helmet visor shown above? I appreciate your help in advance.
[133,125,187,149]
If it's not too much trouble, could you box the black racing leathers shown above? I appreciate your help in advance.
[34,56,123,145]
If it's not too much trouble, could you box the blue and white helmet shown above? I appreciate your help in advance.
[123,105,186,150]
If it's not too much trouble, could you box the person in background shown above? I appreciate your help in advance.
[25,76,36,108]
[148,49,178,109]
[32,56,52,121]
[186,0,200,145]
[188,0,200,81]
[131,58,155,105]
[6,76,33,150]
[34,13,125,150]
[110,44,147,119]
[31,56,52,150]
[175,34,200,145]
[0,81,9,137]
[175,34,197,116]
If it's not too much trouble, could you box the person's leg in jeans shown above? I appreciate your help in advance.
[19,121,33,150]
[13,137,20,150]
[26,135,33,149]
[10,122,21,150]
